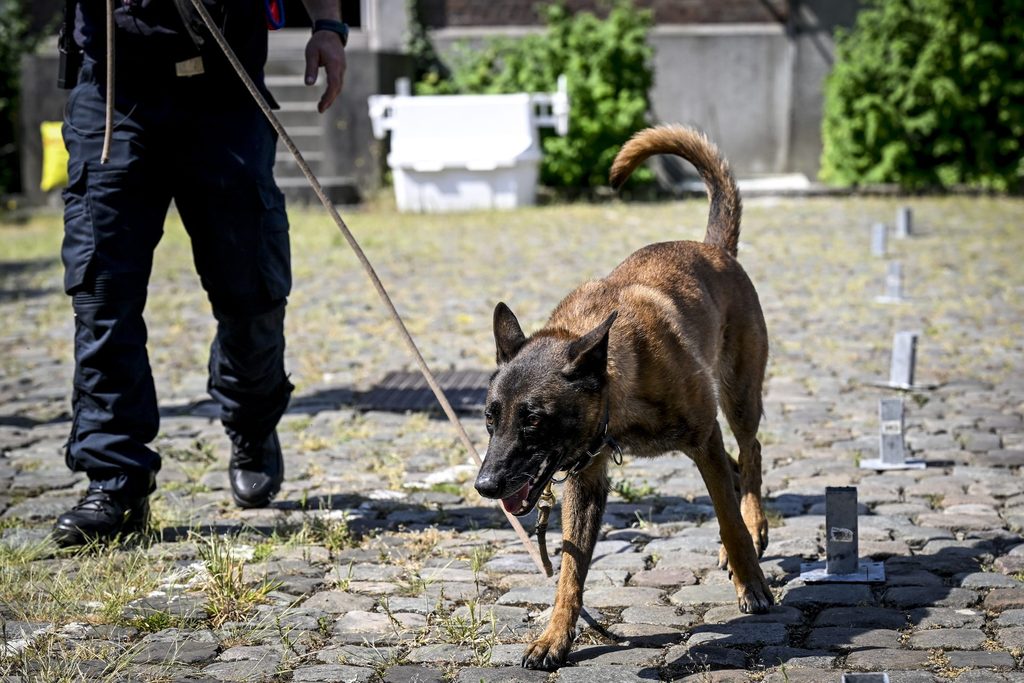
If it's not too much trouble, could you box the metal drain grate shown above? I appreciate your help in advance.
[359,369,492,414]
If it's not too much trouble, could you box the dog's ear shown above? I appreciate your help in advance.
[493,302,527,365]
[562,310,618,382]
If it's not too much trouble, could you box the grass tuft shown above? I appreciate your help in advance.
[195,534,277,628]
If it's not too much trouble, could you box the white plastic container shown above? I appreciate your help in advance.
[368,77,569,212]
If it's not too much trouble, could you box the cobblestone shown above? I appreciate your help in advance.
[3,198,1024,681]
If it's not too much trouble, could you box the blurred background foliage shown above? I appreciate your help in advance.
[0,0,53,197]
[821,0,1024,191]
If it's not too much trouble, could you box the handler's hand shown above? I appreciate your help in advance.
[304,31,346,113]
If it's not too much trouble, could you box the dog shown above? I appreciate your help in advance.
[473,125,774,670]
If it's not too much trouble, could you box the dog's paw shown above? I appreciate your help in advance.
[737,575,774,614]
[522,631,573,671]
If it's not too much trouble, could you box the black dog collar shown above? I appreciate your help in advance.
[552,400,622,483]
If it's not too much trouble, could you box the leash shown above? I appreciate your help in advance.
[534,483,556,576]
[186,0,549,575]
[101,0,114,162]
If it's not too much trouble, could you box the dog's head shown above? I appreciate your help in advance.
[474,302,618,516]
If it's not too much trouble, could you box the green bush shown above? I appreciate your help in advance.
[821,0,1024,191]
[414,2,654,189]
[0,0,39,196]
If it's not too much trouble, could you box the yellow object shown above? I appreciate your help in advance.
[40,121,69,192]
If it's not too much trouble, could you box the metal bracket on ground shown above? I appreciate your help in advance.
[860,397,925,471]
[800,486,885,584]
[874,261,906,304]
[869,331,937,391]
[842,674,890,683]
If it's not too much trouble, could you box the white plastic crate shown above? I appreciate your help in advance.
[368,77,569,212]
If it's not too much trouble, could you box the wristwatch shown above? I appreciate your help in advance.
[312,19,349,47]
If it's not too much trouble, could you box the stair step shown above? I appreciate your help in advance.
[276,175,360,205]
[265,74,307,87]
[275,109,320,127]
[276,151,324,164]
[279,126,321,137]
[277,101,319,112]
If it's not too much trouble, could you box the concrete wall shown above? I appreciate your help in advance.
[648,25,792,176]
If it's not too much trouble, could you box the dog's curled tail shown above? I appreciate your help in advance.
[610,125,742,258]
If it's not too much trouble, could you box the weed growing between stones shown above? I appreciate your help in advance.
[433,599,500,666]
[469,546,495,578]
[196,534,277,628]
[330,561,355,591]
[289,514,355,554]
[763,507,786,529]
[612,477,659,503]
[395,568,433,597]
[124,609,180,633]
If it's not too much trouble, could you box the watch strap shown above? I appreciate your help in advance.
[312,19,349,46]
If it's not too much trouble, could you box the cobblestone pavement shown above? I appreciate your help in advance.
[2,196,1024,682]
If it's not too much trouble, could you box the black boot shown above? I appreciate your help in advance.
[52,490,150,547]
[229,431,283,508]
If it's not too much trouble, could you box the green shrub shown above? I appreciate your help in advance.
[0,1,38,196]
[821,0,1024,191]
[414,2,654,189]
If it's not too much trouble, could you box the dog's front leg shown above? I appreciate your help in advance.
[522,461,609,670]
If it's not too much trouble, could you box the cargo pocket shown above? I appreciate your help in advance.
[256,182,291,301]
[61,161,92,293]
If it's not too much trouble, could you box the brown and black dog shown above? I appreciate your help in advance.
[474,125,774,670]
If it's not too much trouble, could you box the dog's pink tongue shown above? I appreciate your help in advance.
[501,482,531,514]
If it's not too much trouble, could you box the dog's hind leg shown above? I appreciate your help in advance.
[522,459,609,670]
[688,424,773,614]
[718,324,769,561]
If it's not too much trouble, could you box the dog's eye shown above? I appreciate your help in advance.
[525,414,543,429]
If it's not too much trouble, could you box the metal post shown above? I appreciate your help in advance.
[879,398,905,465]
[895,206,912,238]
[843,674,890,683]
[884,261,903,301]
[861,397,925,470]
[888,331,917,389]
[871,223,887,257]
[395,77,411,97]
[799,487,885,582]
[825,486,858,576]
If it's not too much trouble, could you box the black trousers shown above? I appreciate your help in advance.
[61,58,293,498]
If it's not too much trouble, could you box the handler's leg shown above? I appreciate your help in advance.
[54,61,172,545]
[174,96,293,508]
